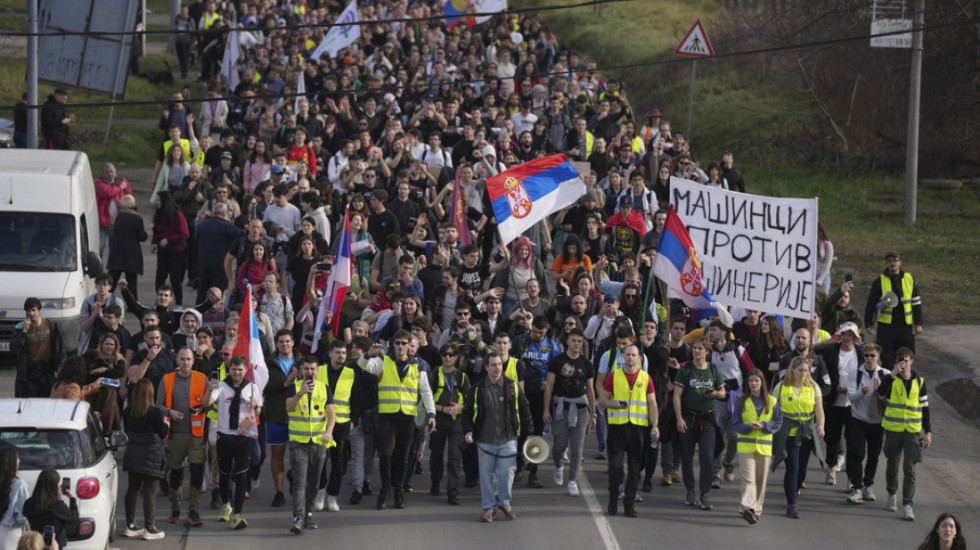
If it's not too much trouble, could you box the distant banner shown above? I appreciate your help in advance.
[669,177,818,318]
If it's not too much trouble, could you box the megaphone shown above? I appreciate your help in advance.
[880,291,900,309]
[522,435,550,464]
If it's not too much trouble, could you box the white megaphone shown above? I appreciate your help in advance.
[880,291,900,309]
[522,436,550,464]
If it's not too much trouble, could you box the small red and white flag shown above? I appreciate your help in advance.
[312,208,352,352]
[232,284,269,391]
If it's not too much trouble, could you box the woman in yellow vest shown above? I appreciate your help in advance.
[771,356,825,519]
[733,370,782,524]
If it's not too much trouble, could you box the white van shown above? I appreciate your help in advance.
[0,150,103,355]
[0,399,126,550]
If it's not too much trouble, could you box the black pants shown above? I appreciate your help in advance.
[197,263,228,304]
[608,424,644,503]
[376,413,415,491]
[429,422,464,497]
[217,433,253,514]
[155,248,185,305]
[680,411,717,495]
[825,405,851,467]
[184,224,198,282]
[523,388,545,474]
[175,41,192,78]
[125,472,159,525]
[109,270,139,300]
[846,417,885,488]
[876,323,915,370]
[319,422,350,496]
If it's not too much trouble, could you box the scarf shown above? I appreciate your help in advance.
[225,377,244,430]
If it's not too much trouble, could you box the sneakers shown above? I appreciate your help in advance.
[251,476,261,490]
[595,450,607,460]
[723,464,735,483]
[786,504,800,519]
[393,490,406,509]
[304,513,318,529]
[862,486,877,502]
[684,490,697,506]
[123,522,145,538]
[187,510,204,526]
[835,453,846,471]
[167,509,181,524]
[825,467,838,486]
[376,487,391,510]
[349,490,363,505]
[661,473,672,487]
[271,491,286,507]
[142,524,165,540]
[290,515,303,535]
[903,505,915,521]
[314,488,326,511]
[671,470,681,482]
[527,472,543,489]
[448,494,459,505]
[481,508,495,522]
[887,493,898,512]
[742,508,759,525]
[553,466,564,487]
[497,504,516,519]
[567,481,580,497]
[698,494,713,511]
[230,513,247,530]
[642,478,653,492]
[218,503,232,522]
[847,488,864,504]
[711,474,721,489]
[326,495,340,512]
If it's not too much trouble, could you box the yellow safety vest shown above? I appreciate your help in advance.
[881,377,923,434]
[607,369,650,426]
[779,383,815,437]
[504,357,518,387]
[878,273,914,325]
[288,380,330,444]
[163,139,193,165]
[472,379,521,436]
[318,366,354,424]
[378,356,419,416]
[203,12,220,29]
[206,363,228,422]
[736,395,778,456]
[630,135,643,154]
[433,368,464,419]
[583,131,594,160]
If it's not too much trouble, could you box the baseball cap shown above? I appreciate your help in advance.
[221,151,233,160]
[619,195,632,206]
[603,294,618,304]
[270,164,285,175]
[884,251,900,259]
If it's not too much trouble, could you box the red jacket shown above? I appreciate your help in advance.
[95,177,132,228]
[604,210,647,236]
[285,144,316,178]
[152,212,190,252]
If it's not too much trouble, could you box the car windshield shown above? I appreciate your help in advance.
[0,429,84,469]
[0,212,77,272]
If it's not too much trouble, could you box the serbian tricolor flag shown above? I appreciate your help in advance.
[486,154,585,245]
[653,206,733,326]
[232,284,269,391]
[312,209,351,351]
[449,167,472,245]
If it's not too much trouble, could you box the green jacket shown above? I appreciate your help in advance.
[771,416,826,471]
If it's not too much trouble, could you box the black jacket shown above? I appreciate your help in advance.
[122,405,168,478]
[11,320,65,397]
[822,342,863,407]
[40,94,67,141]
[24,496,78,549]
[462,376,532,441]
[107,211,148,274]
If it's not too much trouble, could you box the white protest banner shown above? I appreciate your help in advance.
[473,0,507,26]
[669,177,818,318]
[310,0,359,61]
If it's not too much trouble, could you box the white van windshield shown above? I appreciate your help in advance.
[0,212,77,271]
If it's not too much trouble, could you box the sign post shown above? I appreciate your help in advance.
[674,19,714,141]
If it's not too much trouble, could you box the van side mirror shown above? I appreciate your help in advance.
[108,431,128,451]
[85,251,103,277]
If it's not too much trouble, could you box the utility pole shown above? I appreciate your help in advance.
[904,0,924,225]
[26,0,38,149]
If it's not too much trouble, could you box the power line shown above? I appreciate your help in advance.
[0,0,630,38]
[2,17,975,113]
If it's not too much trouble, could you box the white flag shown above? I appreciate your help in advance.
[310,0,360,62]
[473,0,507,26]
[294,70,305,114]
[221,22,241,91]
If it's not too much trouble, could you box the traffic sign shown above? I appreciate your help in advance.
[674,19,714,57]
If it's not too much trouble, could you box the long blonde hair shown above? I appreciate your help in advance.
[783,356,817,388]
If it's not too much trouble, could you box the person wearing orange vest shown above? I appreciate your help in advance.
[157,347,212,527]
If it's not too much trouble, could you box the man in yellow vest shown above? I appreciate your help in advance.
[285,356,335,534]
[158,347,212,527]
[865,251,922,370]
[428,342,471,505]
[314,340,364,512]
[875,347,931,521]
[358,329,436,510]
[599,345,658,518]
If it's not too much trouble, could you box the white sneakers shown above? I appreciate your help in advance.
[846,488,863,504]
[862,486,876,502]
[825,467,837,486]
[903,505,915,521]
[553,466,564,487]
[314,488,326,511]
[567,481,580,497]
[326,496,340,512]
[886,494,898,512]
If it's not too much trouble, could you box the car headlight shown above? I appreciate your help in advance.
[39,297,76,309]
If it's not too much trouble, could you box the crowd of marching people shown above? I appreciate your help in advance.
[5,0,958,546]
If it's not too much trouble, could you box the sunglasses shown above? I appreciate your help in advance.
[441,352,458,357]
[393,341,410,346]
[863,354,877,358]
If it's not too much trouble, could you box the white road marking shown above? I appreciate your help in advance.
[577,469,622,550]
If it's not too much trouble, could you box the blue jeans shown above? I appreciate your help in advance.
[595,406,607,453]
[100,226,110,260]
[502,295,518,318]
[477,440,518,510]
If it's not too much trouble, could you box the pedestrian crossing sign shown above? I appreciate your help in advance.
[674,19,714,58]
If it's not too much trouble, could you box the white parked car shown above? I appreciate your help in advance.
[0,399,126,550]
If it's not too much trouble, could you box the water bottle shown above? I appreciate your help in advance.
[650,429,658,449]
[543,425,550,436]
